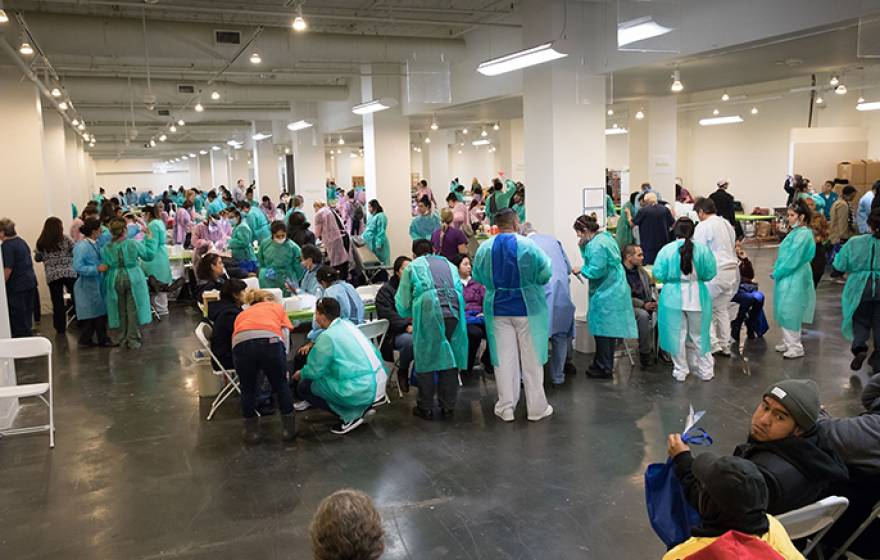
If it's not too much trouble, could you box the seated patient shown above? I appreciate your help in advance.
[730,241,769,342]
[661,453,804,560]
[309,489,384,560]
[207,278,246,371]
[376,256,414,393]
[293,297,388,435]
[668,379,849,515]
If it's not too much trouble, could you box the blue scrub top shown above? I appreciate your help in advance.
[491,234,527,316]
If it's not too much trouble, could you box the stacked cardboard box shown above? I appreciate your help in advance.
[836,160,871,196]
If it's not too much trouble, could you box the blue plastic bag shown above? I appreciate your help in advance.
[645,458,702,549]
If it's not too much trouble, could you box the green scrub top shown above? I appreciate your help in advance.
[258,238,304,296]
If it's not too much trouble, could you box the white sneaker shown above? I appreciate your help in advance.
[713,346,732,357]
[783,348,805,359]
[494,408,514,422]
[673,372,688,382]
[697,373,715,382]
[293,400,311,412]
[528,405,554,422]
[330,417,364,435]
[774,344,788,353]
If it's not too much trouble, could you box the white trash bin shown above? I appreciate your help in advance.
[193,350,223,397]
[574,314,595,354]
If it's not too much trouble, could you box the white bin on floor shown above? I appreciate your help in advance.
[193,351,223,397]
[574,314,595,354]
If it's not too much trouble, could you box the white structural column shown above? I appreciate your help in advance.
[252,121,282,200]
[187,156,201,187]
[648,96,678,202]
[360,62,413,262]
[210,149,230,188]
[198,153,212,188]
[42,111,71,221]
[334,148,353,191]
[291,128,326,214]
[427,129,452,192]
[65,127,85,210]
[229,153,250,187]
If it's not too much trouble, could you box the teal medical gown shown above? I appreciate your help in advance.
[207,198,226,217]
[833,233,880,340]
[101,237,157,328]
[409,213,440,241]
[512,202,526,224]
[616,201,635,251]
[299,265,320,295]
[362,211,390,265]
[579,232,638,339]
[772,225,816,331]
[308,280,364,341]
[244,208,271,242]
[258,238,304,296]
[487,180,517,226]
[140,219,172,284]
[652,239,717,357]
[472,234,553,367]
[300,317,385,423]
[395,254,468,372]
[72,239,107,320]
[228,221,256,262]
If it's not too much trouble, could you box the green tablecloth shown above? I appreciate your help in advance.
[168,250,193,262]
[288,303,377,322]
[735,214,775,221]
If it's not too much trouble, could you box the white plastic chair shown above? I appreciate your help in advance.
[357,319,389,352]
[830,498,880,560]
[355,284,382,304]
[0,337,55,448]
[242,277,260,291]
[777,496,849,556]
[194,323,243,421]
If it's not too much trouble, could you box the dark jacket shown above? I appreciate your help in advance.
[375,276,411,361]
[818,372,880,477]
[288,223,316,249]
[625,264,654,308]
[732,430,849,515]
[709,189,737,228]
[207,299,241,370]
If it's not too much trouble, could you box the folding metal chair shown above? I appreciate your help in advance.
[777,496,850,557]
[0,336,55,448]
[194,322,243,420]
[830,499,880,560]
[63,292,76,328]
[357,319,392,404]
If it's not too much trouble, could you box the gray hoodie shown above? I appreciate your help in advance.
[818,373,880,476]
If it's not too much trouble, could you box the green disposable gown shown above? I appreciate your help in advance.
[409,213,440,241]
[258,238,304,296]
[140,219,172,284]
[579,232,638,339]
[606,194,617,218]
[472,234,553,367]
[394,255,468,372]
[487,180,517,226]
[228,221,256,262]
[245,209,270,242]
[616,201,635,251]
[300,317,384,423]
[512,202,526,224]
[833,233,880,340]
[102,237,156,328]
[362,211,390,265]
[652,239,717,357]
[772,225,816,331]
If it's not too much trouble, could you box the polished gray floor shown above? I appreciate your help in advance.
[0,246,867,559]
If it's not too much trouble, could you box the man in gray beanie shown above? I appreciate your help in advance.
[669,378,848,515]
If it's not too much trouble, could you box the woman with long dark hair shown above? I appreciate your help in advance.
[286,210,316,248]
[772,199,816,359]
[653,218,717,382]
[362,199,389,265]
[35,217,78,334]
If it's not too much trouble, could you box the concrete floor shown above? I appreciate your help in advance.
[0,246,868,560]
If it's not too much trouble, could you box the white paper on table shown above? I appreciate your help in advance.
[683,403,705,434]
[297,293,317,311]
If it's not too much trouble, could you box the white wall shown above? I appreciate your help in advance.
[449,146,496,188]
[606,133,629,171]
[93,158,193,194]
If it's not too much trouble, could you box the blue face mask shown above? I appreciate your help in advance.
[126,224,140,238]
[229,218,238,226]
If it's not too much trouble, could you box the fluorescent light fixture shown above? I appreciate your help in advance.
[478,42,567,76]
[605,128,628,135]
[188,153,196,157]
[617,16,673,48]
[287,120,314,131]
[352,97,398,115]
[211,145,221,151]
[857,101,880,112]
[182,155,189,160]
[698,115,744,126]
[252,132,272,141]
[226,140,241,146]
[199,150,208,155]
[472,139,491,146]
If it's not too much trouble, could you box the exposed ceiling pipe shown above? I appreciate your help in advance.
[52,64,403,80]
[15,0,522,29]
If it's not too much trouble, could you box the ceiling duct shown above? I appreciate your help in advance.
[214,30,242,45]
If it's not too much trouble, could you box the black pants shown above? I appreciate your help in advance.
[852,287,880,372]
[466,323,491,373]
[8,290,35,338]
[415,317,459,412]
[48,277,76,333]
[593,336,615,372]
[333,261,349,282]
[233,338,294,418]
[79,315,111,345]
[811,242,826,287]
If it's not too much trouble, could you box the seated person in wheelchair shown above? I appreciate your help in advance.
[621,244,668,368]
[292,297,387,435]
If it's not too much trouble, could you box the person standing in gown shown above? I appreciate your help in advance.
[141,205,176,316]
[362,199,390,266]
[410,196,440,241]
[72,218,113,347]
[772,200,816,359]
[258,221,304,296]
[101,217,156,349]
[313,201,351,280]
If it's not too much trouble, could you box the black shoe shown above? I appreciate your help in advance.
[639,353,655,368]
[563,362,577,377]
[412,406,434,421]
[851,351,868,371]
[78,341,97,349]
[97,340,116,347]
[397,369,410,394]
[440,407,454,419]
[242,417,260,444]
[586,365,613,379]
[658,351,673,365]
[280,414,297,441]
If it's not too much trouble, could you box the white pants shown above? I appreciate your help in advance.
[781,328,803,353]
[151,292,168,316]
[671,310,715,380]
[493,316,549,418]
[708,267,738,351]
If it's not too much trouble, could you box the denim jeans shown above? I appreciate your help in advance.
[394,332,414,380]
[233,338,294,418]
[593,336,615,372]
[549,332,571,384]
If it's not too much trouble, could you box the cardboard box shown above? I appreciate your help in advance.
[838,161,867,184]
[866,160,880,184]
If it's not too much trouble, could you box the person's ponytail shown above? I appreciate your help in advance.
[672,217,696,275]
[869,207,880,238]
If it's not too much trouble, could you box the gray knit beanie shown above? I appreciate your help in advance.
[764,379,821,432]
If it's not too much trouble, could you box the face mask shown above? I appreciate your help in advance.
[578,236,589,249]
[229,218,238,226]
[274,238,285,245]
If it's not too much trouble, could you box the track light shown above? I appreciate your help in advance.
[211,91,220,101]
[159,134,167,142]
[292,4,307,31]
[149,139,156,147]
[858,95,866,104]
[670,69,683,93]
[750,106,758,115]
[212,146,221,151]
[50,87,62,98]
[0,9,8,24]
[430,118,438,131]
[249,51,262,64]
[493,122,500,130]
[188,153,196,158]
[712,108,720,116]
[169,124,177,132]
[462,128,468,135]
[194,101,204,112]
[177,119,185,126]
[635,109,645,120]
[182,155,189,160]
[830,75,840,87]
[19,42,34,56]
[424,136,431,144]
[816,96,824,105]
[71,119,80,126]
[199,150,208,155]
[480,129,488,137]
[607,108,614,116]
[77,123,85,131]
[721,92,730,102]
[58,101,69,111]
[835,84,847,95]
[338,136,345,145]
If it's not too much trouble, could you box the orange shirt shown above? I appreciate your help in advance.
[232,302,293,339]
